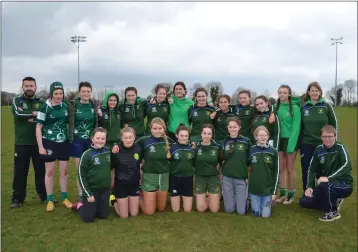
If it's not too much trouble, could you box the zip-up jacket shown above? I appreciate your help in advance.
[145,98,170,134]
[121,97,146,137]
[170,142,195,177]
[78,145,111,198]
[188,104,216,138]
[251,110,280,150]
[135,135,174,174]
[194,140,220,176]
[221,135,252,179]
[12,94,44,145]
[168,96,194,134]
[248,145,279,196]
[307,142,353,189]
[213,107,236,143]
[300,98,338,146]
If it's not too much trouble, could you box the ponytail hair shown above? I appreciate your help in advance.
[276,85,293,115]
[150,117,170,159]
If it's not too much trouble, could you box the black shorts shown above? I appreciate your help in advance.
[40,139,70,162]
[169,175,193,197]
[114,179,140,199]
[278,138,298,153]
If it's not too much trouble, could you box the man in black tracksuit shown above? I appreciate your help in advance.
[11,77,46,208]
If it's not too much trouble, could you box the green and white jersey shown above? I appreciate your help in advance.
[36,100,69,142]
[69,99,96,141]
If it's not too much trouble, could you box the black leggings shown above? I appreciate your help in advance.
[79,187,110,223]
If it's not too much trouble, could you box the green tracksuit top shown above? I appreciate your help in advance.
[221,135,252,179]
[301,98,338,145]
[78,145,111,198]
[68,98,97,142]
[170,142,195,177]
[194,140,220,176]
[274,97,301,153]
[121,97,146,137]
[36,100,69,143]
[97,92,121,144]
[248,145,279,196]
[188,105,216,140]
[12,94,45,145]
[135,135,173,174]
[251,110,280,150]
[145,98,170,134]
[307,142,353,189]
[213,107,236,143]
[168,96,194,134]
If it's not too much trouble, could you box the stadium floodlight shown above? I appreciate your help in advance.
[331,37,343,108]
[70,36,87,84]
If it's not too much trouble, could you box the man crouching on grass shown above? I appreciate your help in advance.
[299,125,353,222]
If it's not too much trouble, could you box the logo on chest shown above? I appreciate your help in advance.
[94,157,101,165]
[317,108,325,114]
[22,103,28,109]
[174,152,179,159]
[149,146,156,153]
[152,107,157,113]
[264,156,272,163]
[304,110,310,116]
[197,149,203,155]
[125,107,130,112]
[237,144,245,151]
[193,111,198,117]
[252,155,257,163]
[244,110,250,115]
[104,114,109,120]
[320,156,325,164]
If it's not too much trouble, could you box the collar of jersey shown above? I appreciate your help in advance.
[306,97,324,105]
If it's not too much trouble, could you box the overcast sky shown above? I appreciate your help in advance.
[2,2,357,97]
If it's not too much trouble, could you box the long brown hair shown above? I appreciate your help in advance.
[303,81,322,101]
[276,84,293,115]
[150,117,171,159]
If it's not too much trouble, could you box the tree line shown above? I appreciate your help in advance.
[1,79,357,107]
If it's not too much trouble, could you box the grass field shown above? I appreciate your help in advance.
[1,106,357,252]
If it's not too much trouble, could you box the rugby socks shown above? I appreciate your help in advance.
[47,194,55,202]
[279,188,287,198]
[61,192,68,201]
[287,189,295,199]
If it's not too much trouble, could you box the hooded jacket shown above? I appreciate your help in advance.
[168,95,194,134]
[98,92,121,143]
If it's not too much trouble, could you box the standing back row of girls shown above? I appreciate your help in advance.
[35,80,338,216]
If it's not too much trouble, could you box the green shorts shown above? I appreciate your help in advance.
[195,175,221,194]
[278,138,297,153]
[142,172,169,192]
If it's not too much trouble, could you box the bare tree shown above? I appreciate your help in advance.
[205,81,223,104]
[262,89,271,98]
[342,79,357,105]
[231,87,257,104]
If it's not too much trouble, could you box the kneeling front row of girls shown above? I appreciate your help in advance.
[75,117,278,223]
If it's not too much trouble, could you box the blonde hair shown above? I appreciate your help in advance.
[121,126,136,137]
[253,126,270,138]
[150,117,171,159]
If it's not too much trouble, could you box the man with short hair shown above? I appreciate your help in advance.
[10,77,47,208]
[299,125,353,221]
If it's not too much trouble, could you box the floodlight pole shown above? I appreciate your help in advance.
[331,37,343,108]
[71,36,87,84]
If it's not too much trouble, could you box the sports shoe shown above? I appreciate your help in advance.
[10,200,23,209]
[46,201,55,212]
[319,211,341,222]
[109,194,116,207]
[62,199,73,209]
[283,197,294,205]
[336,198,344,213]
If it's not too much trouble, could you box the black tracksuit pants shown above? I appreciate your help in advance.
[79,187,110,223]
[12,145,46,203]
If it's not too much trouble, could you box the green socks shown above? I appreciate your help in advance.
[287,190,295,199]
[279,188,287,198]
[61,192,68,201]
[47,194,55,202]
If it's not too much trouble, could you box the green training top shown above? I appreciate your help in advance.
[248,145,279,196]
[251,110,280,150]
[274,97,301,153]
[98,92,121,144]
[68,98,96,142]
[12,94,45,145]
[145,99,170,134]
[301,98,338,145]
[213,107,236,143]
[121,97,146,137]
[135,135,173,174]
[221,135,252,179]
[194,140,220,176]
[170,142,195,177]
[188,105,216,140]
[78,146,111,198]
[307,142,353,189]
[36,100,69,143]
[168,96,194,134]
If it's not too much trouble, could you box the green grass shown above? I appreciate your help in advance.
[1,106,357,252]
